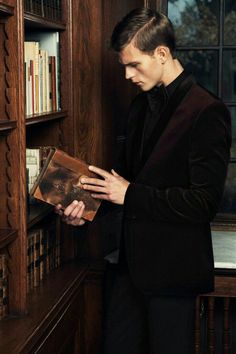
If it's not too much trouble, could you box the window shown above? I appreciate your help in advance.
[167,0,236,219]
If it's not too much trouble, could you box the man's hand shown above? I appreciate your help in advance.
[55,200,86,226]
[80,166,130,205]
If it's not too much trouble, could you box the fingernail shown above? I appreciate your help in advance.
[73,200,79,205]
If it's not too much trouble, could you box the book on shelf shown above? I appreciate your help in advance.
[30,148,101,221]
[26,147,51,205]
[27,222,61,292]
[24,31,60,115]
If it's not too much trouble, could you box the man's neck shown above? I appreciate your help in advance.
[161,59,184,87]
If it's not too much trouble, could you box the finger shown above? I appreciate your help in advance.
[80,177,106,186]
[111,169,119,177]
[83,184,106,193]
[89,165,111,179]
[91,193,109,200]
[70,203,85,219]
[64,200,84,217]
[55,204,63,211]
[66,217,86,226]
[54,204,63,216]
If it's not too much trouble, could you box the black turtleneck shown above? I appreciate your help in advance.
[143,70,188,146]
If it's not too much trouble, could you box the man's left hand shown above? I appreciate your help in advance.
[80,166,130,205]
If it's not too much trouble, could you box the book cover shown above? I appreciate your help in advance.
[30,148,101,221]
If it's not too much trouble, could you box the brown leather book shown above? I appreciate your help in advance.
[30,148,101,221]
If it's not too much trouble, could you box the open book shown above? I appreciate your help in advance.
[30,148,101,221]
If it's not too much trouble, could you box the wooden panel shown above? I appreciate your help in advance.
[83,270,103,354]
[102,0,144,169]
[71,0,103,166]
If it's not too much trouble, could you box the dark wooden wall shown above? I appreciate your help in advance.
[72,0,144,170]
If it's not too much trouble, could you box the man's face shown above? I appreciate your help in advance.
[119,42,164,91]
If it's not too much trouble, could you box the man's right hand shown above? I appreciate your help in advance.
[55,200,86,226]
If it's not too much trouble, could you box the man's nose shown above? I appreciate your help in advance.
[125,67,134,80]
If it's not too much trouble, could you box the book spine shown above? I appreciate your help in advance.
[50,56,57,111]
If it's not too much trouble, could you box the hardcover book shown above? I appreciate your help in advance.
[30,148,101,221]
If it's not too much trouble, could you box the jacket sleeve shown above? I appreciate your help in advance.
[124,102,231,223]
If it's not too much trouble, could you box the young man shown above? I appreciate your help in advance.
[56,8,231,353]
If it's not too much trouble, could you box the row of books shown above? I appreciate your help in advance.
[27,223,61,292]
[0,253,8,320]
[24,32,60,116]
[24,0,62,21]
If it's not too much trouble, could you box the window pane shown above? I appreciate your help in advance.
[218,162,236,214]
[229,107,236,158]
[168,0,220,46]
[223,50,236,102]
[224,0,236,45]
[177,50,218,94]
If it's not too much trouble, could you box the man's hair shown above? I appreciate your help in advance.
[111,7,176,55]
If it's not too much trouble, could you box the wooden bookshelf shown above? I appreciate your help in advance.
[0,229,17,249]
[25,110,67,126]
[24,13,66,30]
[0,0,105,352]
[0,120,17,132]
[0,262,89,353]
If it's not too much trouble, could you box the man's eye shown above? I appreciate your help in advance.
[130,63,138,68]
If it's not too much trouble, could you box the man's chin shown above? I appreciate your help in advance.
[138,83,156,92]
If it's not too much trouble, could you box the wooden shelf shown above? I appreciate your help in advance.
[24,12,66,30]
[27,203,54,229]
[26,111,67,126]
[0,3,14,17]
[0,120,17,133]
[0,229,17,249]
[0,262,89,353]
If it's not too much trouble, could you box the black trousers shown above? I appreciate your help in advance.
[102,265,196,354]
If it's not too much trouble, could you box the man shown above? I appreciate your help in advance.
[56,8,231,354]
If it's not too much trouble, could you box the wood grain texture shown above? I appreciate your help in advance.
[101,0,143,169]
[72,0,103,166]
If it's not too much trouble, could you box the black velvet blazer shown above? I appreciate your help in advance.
[121,74,231,296]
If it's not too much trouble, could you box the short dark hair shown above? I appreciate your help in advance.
[111,7,176,55]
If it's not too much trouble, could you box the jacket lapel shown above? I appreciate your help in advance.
[141,75,195,164]
[135,75,196,180]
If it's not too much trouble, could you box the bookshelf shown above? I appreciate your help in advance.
[0,0,103,352]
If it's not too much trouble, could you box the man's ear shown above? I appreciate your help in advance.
[155,46,169,64]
